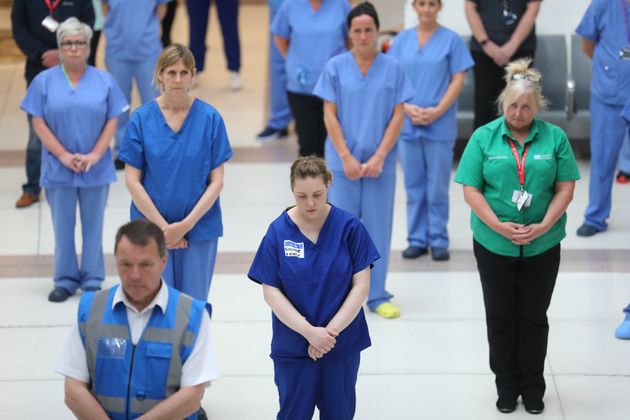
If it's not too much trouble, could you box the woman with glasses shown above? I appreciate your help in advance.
[455,59,580,414]
[272,0,351,157]
[20,17,127,302]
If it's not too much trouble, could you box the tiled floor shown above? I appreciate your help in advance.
[1,4,629,420]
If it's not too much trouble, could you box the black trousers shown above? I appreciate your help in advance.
[471,50,535,129]
[473,240,560,400]
[161,0,178,47]
[287,91,327,157]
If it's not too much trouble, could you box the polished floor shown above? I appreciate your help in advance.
[1,4,629,420]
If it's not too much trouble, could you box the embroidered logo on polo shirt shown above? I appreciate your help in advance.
[487,155,508,160]
[284,240,305,258]
[533,154,553,160]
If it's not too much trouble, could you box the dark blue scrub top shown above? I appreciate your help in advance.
[248,205,380,359]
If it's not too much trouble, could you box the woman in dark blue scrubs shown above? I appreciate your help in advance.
[248,156,379,420]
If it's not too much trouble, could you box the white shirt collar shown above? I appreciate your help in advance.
[112,278,169,315]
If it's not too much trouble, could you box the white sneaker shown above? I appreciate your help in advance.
[229,71,242,91]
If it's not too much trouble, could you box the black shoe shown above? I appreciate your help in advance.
[430,247,450,261]
[83,286,101,292]
[496,394,518,413]
[576,224,600,237]
[523,398,544,415]
[197,407,208,420]
[48,287,71,303]
[256,126,288,142]
[402,246,428,259]
[114,158,125,171]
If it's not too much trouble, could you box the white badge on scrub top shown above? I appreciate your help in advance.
[284,240,305,259]
[511,189,533,211]
[41,16,59,32]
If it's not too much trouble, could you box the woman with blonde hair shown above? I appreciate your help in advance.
[455,59,580,414]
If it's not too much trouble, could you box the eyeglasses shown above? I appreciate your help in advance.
[60,40,88,49]
[511,73,540,83]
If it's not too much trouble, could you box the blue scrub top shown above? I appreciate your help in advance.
[248,205,379,359]
[101,0,170,61]
[271,0,351,94]
[313,52,415,173]
[622,99,630,123]
[119,99,233,241]
[21,66,128,188]
[576,0,630,105]
[388,26,474,141]
[268,0,285,13]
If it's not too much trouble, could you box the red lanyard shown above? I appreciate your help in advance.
[508,139,530,189]
[44,0,61,15]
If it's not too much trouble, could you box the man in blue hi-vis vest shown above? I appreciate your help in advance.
[55,220,218,419]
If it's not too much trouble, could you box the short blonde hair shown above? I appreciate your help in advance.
[496,58,548,115]
[153,43,196,90]
[290,156,333,190]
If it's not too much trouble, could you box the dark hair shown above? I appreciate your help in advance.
[347,2,380,30]
[115,220,166,258]
[290,156,332,190]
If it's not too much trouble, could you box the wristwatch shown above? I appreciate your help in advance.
[479,38,489,46]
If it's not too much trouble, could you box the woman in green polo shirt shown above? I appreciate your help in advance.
[454,59,580,415]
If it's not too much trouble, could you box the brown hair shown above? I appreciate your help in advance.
[115,220,166,258]
[290,156,332,190]
[153,43,196,90]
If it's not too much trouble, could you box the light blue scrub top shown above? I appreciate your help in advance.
[623,99,630,123]
[388,26,474,141]
[101,0,170,62]
[576,0,630,105]
[313,52,415,173]
[119,99,233,241]
[271,0,351,94]
[248,205,379,359]
[21,66,127,188]
[268,0,285,13]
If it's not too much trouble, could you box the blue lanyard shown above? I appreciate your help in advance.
[622,0,630,45]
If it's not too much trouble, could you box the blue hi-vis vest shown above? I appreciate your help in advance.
[78,285,207,420]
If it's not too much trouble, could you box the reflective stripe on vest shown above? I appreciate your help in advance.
[79,285,200,417]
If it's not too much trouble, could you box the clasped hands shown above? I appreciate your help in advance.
[306,326,339,361]
[341,153,384,180]
[404,103,440,126]
[163,221,190,250]
[497,221,547,245]
[60,152,101,173]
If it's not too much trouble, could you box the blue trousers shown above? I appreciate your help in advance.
[273,352,360,420]
[618,130,630,174]
[163,238,218,302]
[398,136,454,249]
[105,56,159,156]
[24,114,42,195]
[583,98,627,230]
[328,169,395,310]
[46,185,109,293]
[186,0,241,72]
[266,8,291,130]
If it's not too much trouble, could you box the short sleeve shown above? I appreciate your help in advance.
[271,1,291,39]
[118,111,146,171]
[394,60,415,104]
[575,0,602,41]
[105,73,129,120]
[54,324,90,383]
[181,311,219,387]
[448,35,475,75]
[347,218,380,274]
[210,114,233,170]
[454,133,485,189]
[555,134,581,182]
[20,73,46,118]
[247,225,282,288]
[313,60,338,103]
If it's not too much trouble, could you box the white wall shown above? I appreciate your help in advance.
[398,0,592,35]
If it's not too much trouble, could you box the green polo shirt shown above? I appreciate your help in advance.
[454,117,581,257]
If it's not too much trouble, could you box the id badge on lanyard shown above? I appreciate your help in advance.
[502,0,518,26]
[41,0,61,32]
[508,140,533,211]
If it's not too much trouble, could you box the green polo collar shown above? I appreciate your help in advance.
[498,117,540,146]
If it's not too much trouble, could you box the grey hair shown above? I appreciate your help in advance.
[496,58,549,115]
[56,17,93,51]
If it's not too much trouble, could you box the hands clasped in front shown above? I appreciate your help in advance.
[496,221,548,246]
[306,326,340,361]
[60,152,102,173]
[163,221,190,250]
[341,153,385,180]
